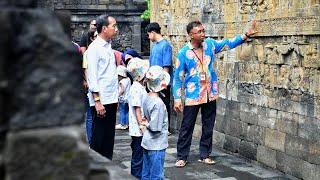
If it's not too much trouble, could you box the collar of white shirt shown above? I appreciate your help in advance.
[96,35,111,47]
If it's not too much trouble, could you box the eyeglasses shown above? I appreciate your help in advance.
[91,24,96,26]
[191,29,205,35]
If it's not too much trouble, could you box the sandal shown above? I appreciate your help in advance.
[198,157,215,165]
[175,159,187,168]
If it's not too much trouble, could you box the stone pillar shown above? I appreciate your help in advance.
[132,22,142,53]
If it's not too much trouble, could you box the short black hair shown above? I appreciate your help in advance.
[146,22,161,34]
[186,21,202,34]
[96,14,110,33]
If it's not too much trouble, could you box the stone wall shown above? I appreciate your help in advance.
[151,0,320,179]
[38,0,148,54]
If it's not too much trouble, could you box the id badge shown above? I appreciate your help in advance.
[200,72,206,82]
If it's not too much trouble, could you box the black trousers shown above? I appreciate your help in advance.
[177,100,216,161]
[159,85,171,130]
[90,103,117,160]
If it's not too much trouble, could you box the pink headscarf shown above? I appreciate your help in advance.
[114,50,124,66]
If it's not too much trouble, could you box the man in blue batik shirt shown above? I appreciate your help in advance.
[173,20,257,167]
[146,22,173,134]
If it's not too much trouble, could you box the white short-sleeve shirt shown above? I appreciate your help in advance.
[128,81,147,137]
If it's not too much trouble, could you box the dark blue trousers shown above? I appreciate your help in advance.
[177,100,216,161]
[131,136,143,179]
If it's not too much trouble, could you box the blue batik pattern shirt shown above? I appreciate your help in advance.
[173,35,245,106]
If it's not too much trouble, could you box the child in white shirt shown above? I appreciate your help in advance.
[115,65,131,130]
[127,58,150,179]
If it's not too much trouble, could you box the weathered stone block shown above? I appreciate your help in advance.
[224,119,246,138]
[214,114,227,133]
[257,145,277,168]
[258,117,277,129]
[276,152,303,179]
[285,135,309,160]
[301,160,320,180]
[308,142,320,165]
[224,100,240,120]
[276,118,298,136]
[265,129,286,152]
[240,111,258,125]
[246,125,265,145]
[292,101,308,116]
[212,130,225,148]
[223,135,240,153]
[3,9,83,131]
[298,116,320,142]
[239,43,253,61]
[5,126,89,180]
[239,140,257,160]
[240,103,258,113]
[257,107,277,129]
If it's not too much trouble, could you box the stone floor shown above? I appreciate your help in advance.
[112,130,299,180]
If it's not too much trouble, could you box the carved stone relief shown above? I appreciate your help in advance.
[112,23,133,51]
[264,36,315,66]
[265,43,284,64]
[239,0,273,14]
[303,43,320,68]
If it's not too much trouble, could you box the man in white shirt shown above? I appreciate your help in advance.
[86,14,118,159]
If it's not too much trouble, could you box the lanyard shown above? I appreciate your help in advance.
[192,49,205,72]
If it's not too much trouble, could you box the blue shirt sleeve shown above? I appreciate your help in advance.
[210,35,245,54]
[162,42,172,67]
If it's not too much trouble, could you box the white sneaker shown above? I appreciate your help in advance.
[115,124,123,130]
[121,125,129,130]
[115,124,129,130]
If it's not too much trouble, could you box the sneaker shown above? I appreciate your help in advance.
[122,125,129,130]
[115,124,124,130]
[115,124,129,130]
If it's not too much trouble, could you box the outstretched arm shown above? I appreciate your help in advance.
[212,20,257,53]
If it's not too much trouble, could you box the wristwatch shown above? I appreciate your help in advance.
[94,96,100,102]
[245,32,250,38]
